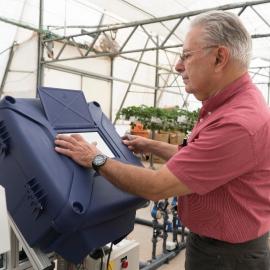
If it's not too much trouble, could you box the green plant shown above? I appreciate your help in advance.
[117,105,199,134]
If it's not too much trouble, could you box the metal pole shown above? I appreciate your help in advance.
[149,36,159,169]
[36,0,44,91]
[140,25,158,46]
[110,57,114,121]
[44,63,157,89]
[251,33,270,38]
[8,215,53,270]
[84,13,105,56]
[119,25,139,52]
[251,67,262,79]
[7,226,19,270]
[42,43,184,63]
[160,18,184,47]
[157,51,184,106]
[249,70,269,78]
[0,15,42,33]
[250,65,270,69]
[250,5,270,28]
[154,36,159,108]
[120,55,179,74]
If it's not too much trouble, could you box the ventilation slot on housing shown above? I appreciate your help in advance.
[25,177,47,219]
[0,120,10,159]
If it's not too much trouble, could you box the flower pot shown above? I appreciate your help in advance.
[130,122,150,138]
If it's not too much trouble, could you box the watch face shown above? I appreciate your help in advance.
[93,154,107,168]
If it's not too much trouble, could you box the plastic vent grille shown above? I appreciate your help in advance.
[25,177,47,219]
[0,120,10,159]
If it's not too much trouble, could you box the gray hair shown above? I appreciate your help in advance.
[190,10,252,68]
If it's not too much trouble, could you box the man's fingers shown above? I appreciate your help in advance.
[55,139,74,150]
[55,146,72,157]
[122,134,136,140]
[70,133,84,141]
[56,134,77,144]
[122,139,130,145]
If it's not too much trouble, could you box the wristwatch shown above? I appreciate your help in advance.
[92,154,108,172]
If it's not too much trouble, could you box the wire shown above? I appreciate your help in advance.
[106,243,113,270]
[0,46,13,56]
[5,73,33,84]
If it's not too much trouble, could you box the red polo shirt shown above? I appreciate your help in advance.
[167,73,270,243]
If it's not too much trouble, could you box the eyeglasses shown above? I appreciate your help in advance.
[179,45,218,62]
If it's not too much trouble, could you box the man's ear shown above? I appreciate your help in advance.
[214,46,229,71]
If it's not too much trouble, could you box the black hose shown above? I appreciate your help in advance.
[135,217,189,236]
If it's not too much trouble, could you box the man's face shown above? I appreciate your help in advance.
[175,26,218,101]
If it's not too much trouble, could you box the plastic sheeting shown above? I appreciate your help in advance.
[0,0,270,119]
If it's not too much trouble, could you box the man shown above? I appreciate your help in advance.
[55,11,270,270]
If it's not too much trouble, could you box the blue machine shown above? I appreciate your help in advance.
[0,87,146,263]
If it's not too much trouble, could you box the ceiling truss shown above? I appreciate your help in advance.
[1,0,270,118]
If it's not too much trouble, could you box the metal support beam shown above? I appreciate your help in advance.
[36,0,44,90]
[119,25,139,52]
[238,5,247,16]
[1,1,270,64]
[249,70,270,78]
[55,39,68,60]
[84,13,105,57]
[8,215,53,270]
[140,25,158,46]
[160,18,184,47]
[251,67,262,79]
[42,43,183,64]
[43,0,270,43]
[154,37,159,108]
[149,36,160,169]
[110,58,114,121]
[119,55,179,74]
[157,50,185,106]
[39,0,270,63]
[250,65,270,69]
[250,5,270,28]
[7,226,19,270]
[44,63,157,90]
[0,15,42,33]
[251,33,270,38]
[1,0,270,113]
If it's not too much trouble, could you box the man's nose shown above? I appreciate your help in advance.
[175,59,185,73]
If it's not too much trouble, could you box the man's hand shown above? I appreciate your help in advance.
[55,134,100,168]
[122,134,151,154]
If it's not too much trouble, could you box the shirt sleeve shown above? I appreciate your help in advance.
[166,122,256,195]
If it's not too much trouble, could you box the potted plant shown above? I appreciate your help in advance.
[116,105,199,138]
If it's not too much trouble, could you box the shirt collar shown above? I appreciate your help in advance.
[199,72,251,119]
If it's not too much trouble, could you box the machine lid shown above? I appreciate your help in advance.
[38,87,95,129]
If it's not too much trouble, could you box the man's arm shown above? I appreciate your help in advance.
[122,134,178,160]
[98,159,191,201]
[54,134,192,201]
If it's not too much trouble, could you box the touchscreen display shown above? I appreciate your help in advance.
[65,132,115,158]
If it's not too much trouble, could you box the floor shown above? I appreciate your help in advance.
[128,202,186,270]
